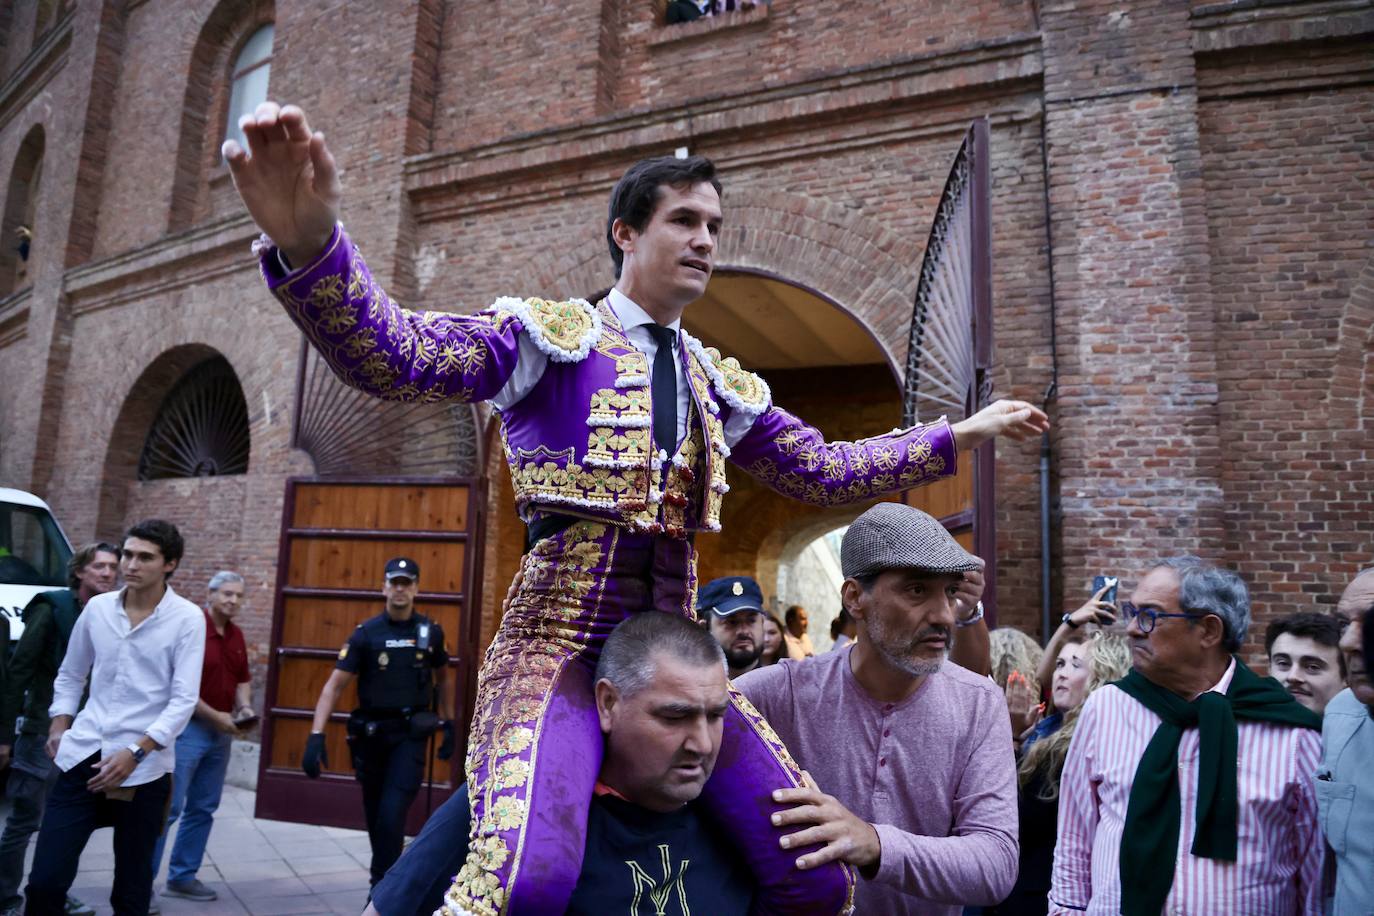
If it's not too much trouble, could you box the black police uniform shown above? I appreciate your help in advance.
[335,611,448,885]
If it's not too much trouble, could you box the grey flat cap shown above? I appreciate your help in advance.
[841,503,981,579]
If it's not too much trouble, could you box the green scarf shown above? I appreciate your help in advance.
[1112,660,1319,916]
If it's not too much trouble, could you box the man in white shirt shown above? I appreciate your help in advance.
[24,519,205,916]
[783,605,816,658]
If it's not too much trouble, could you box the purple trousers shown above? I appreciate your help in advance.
[442,521,855,914]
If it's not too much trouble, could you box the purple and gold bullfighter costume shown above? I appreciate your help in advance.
[259,225,958,915]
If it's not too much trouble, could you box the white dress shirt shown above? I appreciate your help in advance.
[489,288,759,447]
[49,585,206,786]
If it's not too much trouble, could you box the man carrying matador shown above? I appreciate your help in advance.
[226,103,1048,915]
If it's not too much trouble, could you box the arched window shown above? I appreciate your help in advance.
[1,126,45,296]
[138,356,251,480]
[221,24,274,157]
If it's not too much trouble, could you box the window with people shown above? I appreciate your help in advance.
[665,0,766,25]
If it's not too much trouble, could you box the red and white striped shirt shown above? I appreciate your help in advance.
[1049,661,1324,915]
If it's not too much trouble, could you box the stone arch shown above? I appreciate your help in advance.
[95,343,226,536]
[773,506,868,601]
[771,507,869,645]
[530,187,918,367]
[168,0,275,232]
[0,124,45,295]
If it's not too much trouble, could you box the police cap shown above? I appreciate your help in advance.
[384,557,420,581]
[696,576,764,618]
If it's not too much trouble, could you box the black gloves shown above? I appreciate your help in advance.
[437,720,456,761]
[302,732,328,779]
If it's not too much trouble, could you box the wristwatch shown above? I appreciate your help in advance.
[1062,612,1080,629]
[126,743,147,763]
[956,601,985,629]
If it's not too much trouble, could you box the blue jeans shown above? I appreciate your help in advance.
[151,719,232,885]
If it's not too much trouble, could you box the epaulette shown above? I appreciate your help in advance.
[682,330,772,416]
[491,296,601,363]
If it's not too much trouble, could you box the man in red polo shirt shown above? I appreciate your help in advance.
[150,571,254,903]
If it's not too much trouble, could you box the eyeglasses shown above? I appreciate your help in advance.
[1120,601,1207,634]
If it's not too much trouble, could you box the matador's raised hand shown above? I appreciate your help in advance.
[223,102,341,268]
[951,399,1051,452]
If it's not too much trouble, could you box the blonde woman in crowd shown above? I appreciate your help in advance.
[989,627,1044,742]
[990,631,1131,915]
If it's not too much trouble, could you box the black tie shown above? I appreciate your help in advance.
[646,324,678,455]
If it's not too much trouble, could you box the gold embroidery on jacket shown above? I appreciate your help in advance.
[501,304,729,533]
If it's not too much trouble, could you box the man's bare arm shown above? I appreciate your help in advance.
[311,669,355,733]
[193,698,239,735]
[234,681,254,717]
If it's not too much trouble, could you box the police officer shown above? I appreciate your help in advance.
[300,557,454,887]
[697,576,767,679]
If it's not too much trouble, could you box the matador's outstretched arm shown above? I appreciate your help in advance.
[723,389,1046,508]
[257,225,577,404]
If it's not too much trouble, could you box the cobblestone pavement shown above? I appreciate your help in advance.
[4,785,373,915]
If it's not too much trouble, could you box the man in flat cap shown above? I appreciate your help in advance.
[301,557,454,891]
[698,576,767,679]
[735,503,1017,914]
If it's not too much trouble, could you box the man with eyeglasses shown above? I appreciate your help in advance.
[1049,556,1323,916]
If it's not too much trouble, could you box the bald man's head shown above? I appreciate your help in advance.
[1336,569,1374,708]
[1336,568,1374,618]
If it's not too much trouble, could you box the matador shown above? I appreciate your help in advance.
[227,103,1048,915]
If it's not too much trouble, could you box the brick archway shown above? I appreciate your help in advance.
[532,187,916,366]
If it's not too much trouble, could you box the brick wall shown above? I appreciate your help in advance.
[1039,0,1228,621]
[1197,40,1374,658]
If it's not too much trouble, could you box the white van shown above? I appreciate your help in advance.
[0,488,75,641]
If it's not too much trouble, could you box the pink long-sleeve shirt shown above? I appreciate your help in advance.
[735,648,1018,913]
[1048,661,1324,916]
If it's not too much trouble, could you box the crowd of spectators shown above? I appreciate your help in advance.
[680,520,1372,915]
[0,520,254,916]
[3,506,1371,915]
[377,501,1372,914]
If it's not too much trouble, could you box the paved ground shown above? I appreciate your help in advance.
[6,785,374,916]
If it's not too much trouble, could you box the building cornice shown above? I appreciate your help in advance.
[62,213,259,317]
[1191,0,1374,53]
[0,287,32,348]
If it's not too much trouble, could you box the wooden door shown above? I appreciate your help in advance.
[255,477,485,832]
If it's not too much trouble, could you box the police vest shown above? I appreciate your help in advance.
[349,613,439,711]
